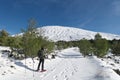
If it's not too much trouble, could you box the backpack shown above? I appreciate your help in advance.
[37,50,44,59]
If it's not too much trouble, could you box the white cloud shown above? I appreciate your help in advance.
[112,0,120,16]
[79,18,95,27]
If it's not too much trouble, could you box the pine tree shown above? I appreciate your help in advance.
[0,29,9,46]
[7,36,22,49]
[95,33,102,40]
[21,19,55,57]
[22,19,39,57]
[94,39,109,57]
[78,39,92,57]
[111,40,120,56]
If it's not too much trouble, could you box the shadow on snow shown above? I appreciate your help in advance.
[15,61,35,71]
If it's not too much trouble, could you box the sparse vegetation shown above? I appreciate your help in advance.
[111,40,120,56]
[0,20,120,58]
[0,19,55,59]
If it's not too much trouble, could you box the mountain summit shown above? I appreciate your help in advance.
[36,26,120,42]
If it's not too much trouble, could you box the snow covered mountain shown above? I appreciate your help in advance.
[36,26,120,42]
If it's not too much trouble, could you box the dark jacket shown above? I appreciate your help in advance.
[38,49,45,59]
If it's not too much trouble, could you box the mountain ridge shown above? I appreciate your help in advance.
[36,26,120,42]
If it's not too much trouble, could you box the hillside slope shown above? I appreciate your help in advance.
[37,26,120,42]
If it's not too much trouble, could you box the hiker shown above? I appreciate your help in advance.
[36,47,46,71]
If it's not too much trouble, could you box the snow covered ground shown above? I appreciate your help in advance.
[0,47,120,80]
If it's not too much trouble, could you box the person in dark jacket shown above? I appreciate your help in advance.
[36,47,46,71]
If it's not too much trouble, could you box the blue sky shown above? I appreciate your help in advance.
[0,0,120,35]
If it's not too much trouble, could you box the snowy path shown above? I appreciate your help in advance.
[0,47,120,80]
[31,48,120,80]
[41,58,98,80]
[40,57,113,80]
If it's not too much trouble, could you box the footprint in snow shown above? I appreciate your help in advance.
[70,72,74,76]
[2,73,5,75]
[74,68,77,72]
[65,69,68,72]
[64,75,68,78]
[1,71,6,75]
[64,76,69,80]
[59,71,64,76]
[53,75,58,80]
[53,75,57,79]
[51,67,56,71]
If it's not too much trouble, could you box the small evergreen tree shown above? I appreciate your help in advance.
[111,40,120,56]
[21,19,39,57]
[78,39,92,57]
[7,36,22,49]
[94,39,109,57]
[95,33,102,40]
[21,19,55,57]
[0,29,9,46]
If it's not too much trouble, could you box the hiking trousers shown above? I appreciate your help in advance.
[37,58,44,71]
